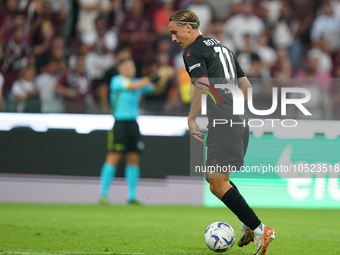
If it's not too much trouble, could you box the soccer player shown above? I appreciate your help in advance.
[100,58,155,205]
[169,10,276,255]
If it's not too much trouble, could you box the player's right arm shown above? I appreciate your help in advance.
[184,50,208,144]
[189,76,208,144]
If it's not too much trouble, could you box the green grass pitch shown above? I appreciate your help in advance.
[0,204,339,255]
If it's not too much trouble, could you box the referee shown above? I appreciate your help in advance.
[169,10,275,255]
[100,58,155,205]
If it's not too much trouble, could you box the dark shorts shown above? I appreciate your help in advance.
[206,122,249,170]
[107,120,143,153]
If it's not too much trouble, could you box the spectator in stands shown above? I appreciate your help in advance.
[0,79,3,110]
[206,0,233,20]
[206,20,235,52]
[33,22,54,72]
[331,66,340,119]
[307,37,333,77]
[81,17,116,82]
[0,53,3,111]
[188,0,212,34]
[224,2,265,52]
[247,53,265,99]
[143,0,160,17]
[330,0,340,19]
[82,17,117,55]
[247,53,275,117]
[119,0,156,77]
[153,0,175,36]
[1,26,31,97]
[248,53,264,79]
[30,0,67,48]
[247,53,274,114]
[50,37,67,70]
[77,0,111,35]
[55,55,90,113]
[332,42,340,76]
[260,0,282,26]
[271,47,292,78]
[0,14,29,44]
[0,0,29,39]
[105,0,126,29]
[0,43,3,110]
[35,36,67,74]
[12,65,41,113]
[311,1,340,52]
[256,33,277,77]
[35,59,63,113]
[45,0,69,35]
[285,0,320,68]
[297,56,332,92]
[69,43,90,71]
[272,1,299,67]
[144,40,176,113]
[289,67,332,119]
[236,34,257,75]
[286,0,319,43]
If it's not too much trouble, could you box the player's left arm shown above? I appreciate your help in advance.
[234,56,251,103]
[238,77,251,103]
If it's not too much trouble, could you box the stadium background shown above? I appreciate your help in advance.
[1,0,340,210]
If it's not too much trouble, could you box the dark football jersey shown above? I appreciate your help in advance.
[183,35,247,124]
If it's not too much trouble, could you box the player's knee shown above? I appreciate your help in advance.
[106,153,121,166]
[209,180,232,199]
[126,153,139,165]
[209,183,222,198]
[127,158,139,165]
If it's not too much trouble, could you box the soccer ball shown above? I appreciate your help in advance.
[204,221,235,252]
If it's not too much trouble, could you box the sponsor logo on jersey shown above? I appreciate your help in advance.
[185,50,191,60]
[189,63,201,72]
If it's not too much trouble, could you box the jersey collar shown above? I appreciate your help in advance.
[195,35,205,42]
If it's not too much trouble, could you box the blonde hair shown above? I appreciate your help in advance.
[169,9,200,30]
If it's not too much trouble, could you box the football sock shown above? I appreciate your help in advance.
[229,180,239,192]
[230,181,248,231]
[253,223,265,238]
[125,165,140,202]
[100,162,116,197]
[221,187,262,231]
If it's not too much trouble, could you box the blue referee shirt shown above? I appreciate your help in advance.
[110,75,154,120]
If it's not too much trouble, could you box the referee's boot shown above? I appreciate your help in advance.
[254,226,276,255]
[237,226,254,247]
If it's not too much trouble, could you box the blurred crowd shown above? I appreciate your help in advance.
[0,0,339,119]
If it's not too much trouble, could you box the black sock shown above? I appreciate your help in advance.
[229,181,239,192]
[221,187,261,231]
